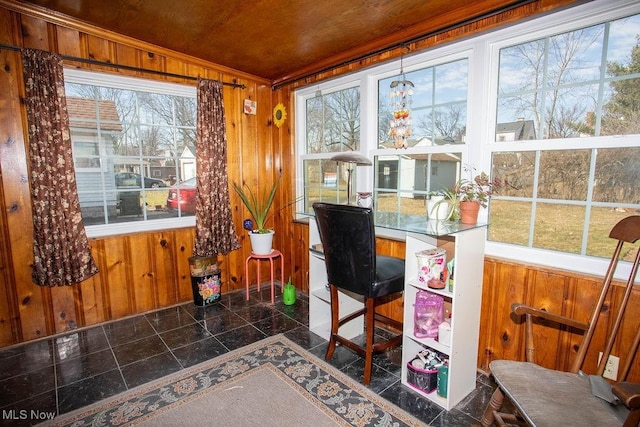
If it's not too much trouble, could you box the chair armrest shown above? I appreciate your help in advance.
[612,382,640,410]
[512,303,589,331]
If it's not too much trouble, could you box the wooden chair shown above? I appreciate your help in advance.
[481,215,640,427]
[312,202,405,385]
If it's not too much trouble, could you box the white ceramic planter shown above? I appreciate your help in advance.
[248,230,274,255]
[427,196,451,220]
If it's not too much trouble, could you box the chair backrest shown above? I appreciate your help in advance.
[573,215,640,376]
[312,202,376,296]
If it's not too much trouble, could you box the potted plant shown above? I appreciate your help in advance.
[233,178,302,254]
[455,172,495,224]
[232,178,279,254]
[427,189,459,221]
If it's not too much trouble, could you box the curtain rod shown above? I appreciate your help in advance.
[0,43,246,89]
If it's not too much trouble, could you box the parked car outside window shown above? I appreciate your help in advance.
[166,177,197,214]
[115,172,167,188]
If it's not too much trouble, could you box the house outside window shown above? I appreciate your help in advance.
[296,0,640,277]
[64,70,197,237]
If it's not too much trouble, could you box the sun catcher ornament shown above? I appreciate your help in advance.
[389,77,414,149]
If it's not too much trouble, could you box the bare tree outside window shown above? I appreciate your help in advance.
[490,13,640,259]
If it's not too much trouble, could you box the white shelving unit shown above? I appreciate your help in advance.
[401,226,486,410]
[307,214,486,410]
[308,219,364,341]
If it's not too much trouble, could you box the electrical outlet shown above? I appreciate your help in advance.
[598,352,619,381]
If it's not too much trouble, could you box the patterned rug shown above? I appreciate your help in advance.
[42,335,426,426]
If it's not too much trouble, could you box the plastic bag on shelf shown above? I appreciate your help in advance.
[413,290,444,338]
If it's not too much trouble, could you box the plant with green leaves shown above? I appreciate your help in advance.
[233,179,279,234]
[429,187,460,221]
[233,178,302,234]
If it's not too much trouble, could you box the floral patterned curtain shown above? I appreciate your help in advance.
[193,79,240,257]
[21,49,99,286]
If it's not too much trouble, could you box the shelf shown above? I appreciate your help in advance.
[408,279,453,298]
[307,216,486,411]
[406,334,451,355]
[402,228,486,410]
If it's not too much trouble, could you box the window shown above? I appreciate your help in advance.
[489,11,640,259]
[301,85,361,210]
[374,58,469,216]
[296,1,640,276]
[64,70,197,237]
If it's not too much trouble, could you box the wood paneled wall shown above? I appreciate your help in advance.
[0,4,297,345]
[1,0,636,384]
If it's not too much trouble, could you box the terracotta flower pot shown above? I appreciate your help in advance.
[459,201,480,224]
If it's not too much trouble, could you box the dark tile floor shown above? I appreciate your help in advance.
[0,287,497,426]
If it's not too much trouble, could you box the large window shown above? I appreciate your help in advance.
[296,1,640,276]
[302,85,361,210]
[64,70,197,237]
[374,58,468,216]
[489,11,640,260]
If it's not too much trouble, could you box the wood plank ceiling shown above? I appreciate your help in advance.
[15,0,532,85]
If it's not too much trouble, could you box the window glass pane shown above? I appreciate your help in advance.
[602,77,640,135]
[606,14,640,77]
[546,25,604,86]
[548,85,598,138]
[533,203,585,254]
[538,150,591,200]
[65,75,196,226]
[496,12,640,140]
[306,97,324,154]
[498,39,545,94]
[375,191,400,214]
[488,200,532,246]
[593,147,640,203]
[492,151,535,197]
[306,88,360,154]
[374,153,461,216]
[303,159,344,210]
[496,96,540,140]
[587,207,640,259]
[434,60,468,104]
[379,58,467,146]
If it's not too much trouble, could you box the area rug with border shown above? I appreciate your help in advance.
[42,334,427,426]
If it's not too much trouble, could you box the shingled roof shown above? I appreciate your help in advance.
[66,97,123,132]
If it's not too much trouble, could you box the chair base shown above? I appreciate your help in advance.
[325,284,403,385]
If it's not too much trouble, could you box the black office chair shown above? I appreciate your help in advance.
[313,202,405,385]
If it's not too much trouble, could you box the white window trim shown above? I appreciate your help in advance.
[64,69,197,237]
[294,0,640,282]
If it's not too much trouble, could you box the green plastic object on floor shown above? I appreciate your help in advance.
[283,276,296,306]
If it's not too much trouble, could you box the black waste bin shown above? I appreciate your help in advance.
[188,256,221,306]
[118,190,141,215]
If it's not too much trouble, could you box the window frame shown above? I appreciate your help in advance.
[482,0,640,279]
[294,0,640,281]
[64,69,197,238]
